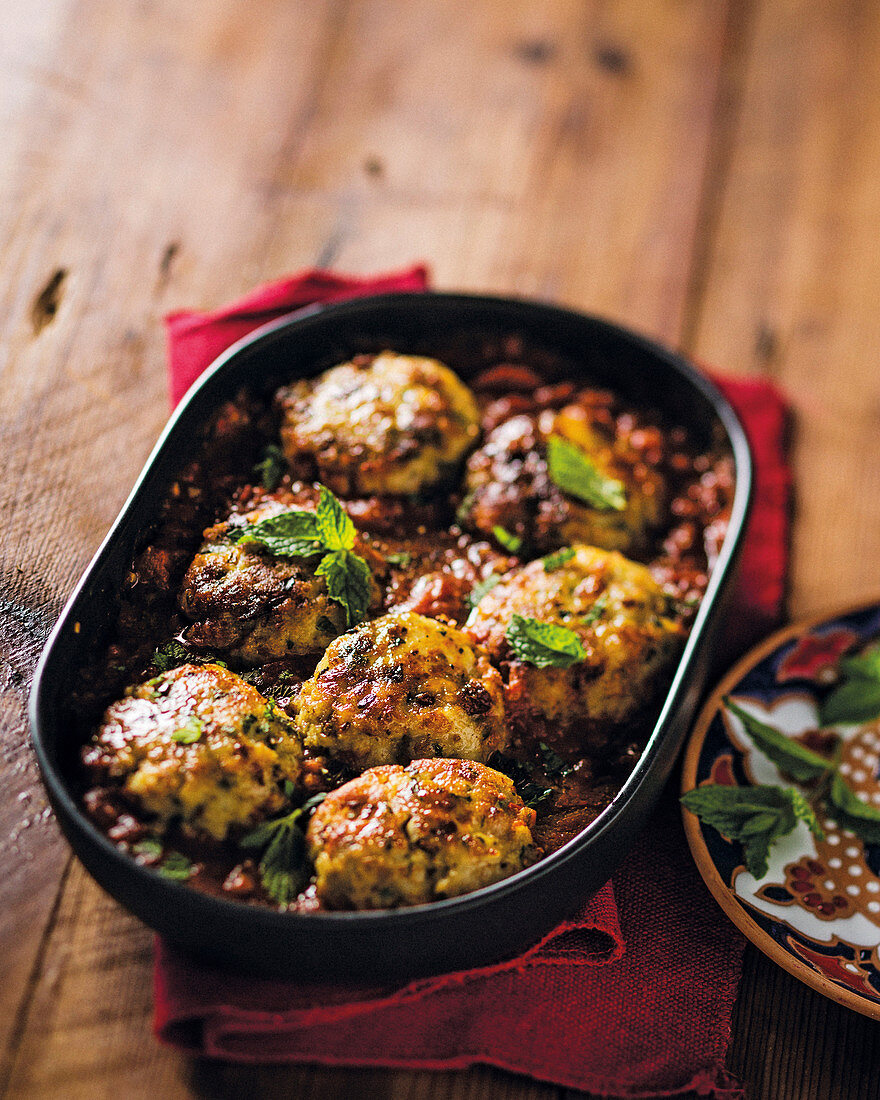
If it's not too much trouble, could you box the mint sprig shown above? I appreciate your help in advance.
[234,486,372,627]
[684,690,880,878]
[682,784,824,878]
[236,509,323,558]
[506,615,586,668]
[316,549,373,627]
[241,794,326,907]
[724,698,832,781]
[252,443,286,491]
[546,435,626,511]
[820,646,880,725]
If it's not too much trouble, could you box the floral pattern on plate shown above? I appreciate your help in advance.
[682,600,880,1019]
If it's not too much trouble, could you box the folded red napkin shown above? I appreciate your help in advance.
[156,267,789,1098]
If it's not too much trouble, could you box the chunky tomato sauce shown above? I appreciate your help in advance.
[75,333,734,907]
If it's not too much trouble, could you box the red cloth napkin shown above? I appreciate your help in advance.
[156,267,790,1098]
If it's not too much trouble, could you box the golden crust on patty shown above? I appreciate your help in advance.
[294,611,507,769]
[466,545,685,753]
[306,758,539,909]
[178,498,384,663]
[84,664,303,841]
[460,404,665,556]
[277,352,481,497]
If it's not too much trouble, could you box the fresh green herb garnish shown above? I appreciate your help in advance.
[488,752,556,808]
[683,690,880,877]
[386,551,412,568]
[252,443,286,492]
[236,508,323,558]
[316,550,373,627]
[827,773,880,844]
[468,573,502,610]
[681,784,824,878]
[724,698,832,782]
[151,641,227,673]
[235,486,372,627]
[546,435,626,511]
[132,840,194,879]
[455,490,476,526]
[152,640,191,673]
[820,646,880,725]
[541,546,576,572]
[241,794,327,907]
[492,525,523,553]
[157,851,195,881]
[314,486,356,550]
[131,838,163,861]
[506,615,586,668]
[582,593,609,627]
[171,716,205,744]
[538,741,575,778]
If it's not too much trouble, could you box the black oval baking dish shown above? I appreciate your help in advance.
[30,292,753,982]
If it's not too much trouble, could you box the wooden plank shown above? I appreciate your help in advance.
[0,0,735,1096]
[0,0,341,1081]
[686,1,880,1096]
[684,0,880,618]
[268,0,730,346]
[728,947,880,1100]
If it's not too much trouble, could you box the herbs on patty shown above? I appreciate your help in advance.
[233,486,372,626]
[506,614,586,668]
[547,435,626,511]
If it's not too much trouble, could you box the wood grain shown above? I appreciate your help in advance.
[3,0,880,1097]
[687,2,880,1092]
[686,0,880,618]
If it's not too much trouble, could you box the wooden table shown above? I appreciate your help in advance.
[3,2,880,1096]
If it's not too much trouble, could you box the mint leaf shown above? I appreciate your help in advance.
[316,549,373,627]
[492,525,522,553]
[821,680,880,726]
[818,644,880,724]
[241,794,326,907]
[171,716,204,744]
[468,572,501,610]
[541,546,576,572]
[252,443,286,491]
[315,485,356,551]
[152,639,191,672]
[386,551,412,568]
[158,851,195,881]
[681,784,824,878]
[838,646,880,680]
[232,487,373,626]
[131,838,163,862]
[506,615,586,668]
[546,435,626,511]
[538,741,574,778]
[581,593,609,627]
[725,698,831,781]
[236,509,322,558]
[827,774,880,844]
[488,751,555,808]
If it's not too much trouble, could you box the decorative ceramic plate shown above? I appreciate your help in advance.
[682,598,880,1020]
